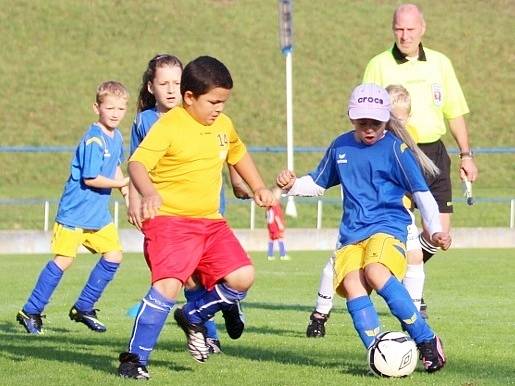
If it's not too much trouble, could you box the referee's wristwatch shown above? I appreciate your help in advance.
[459,150,474,159]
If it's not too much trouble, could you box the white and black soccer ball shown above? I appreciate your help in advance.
[367,331,418,378]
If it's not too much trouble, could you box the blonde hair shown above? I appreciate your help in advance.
[96,80,129,104]
[385,84,439,177]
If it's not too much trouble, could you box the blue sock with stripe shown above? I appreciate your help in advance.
[74,258,119,311]
[347,295,381,349]
[24,260,63,314]
[377,276,434,343]
[184,286,219,340]
[128,287,175,365]
[183,283,246,325]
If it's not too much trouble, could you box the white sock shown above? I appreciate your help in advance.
[402,263,425,311]
[314,257,334,315]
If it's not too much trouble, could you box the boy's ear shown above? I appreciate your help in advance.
[147,81,154,95]
[92,102,100,114]
[182,91,195,106]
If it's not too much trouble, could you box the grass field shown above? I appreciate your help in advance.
[2,249,514,385]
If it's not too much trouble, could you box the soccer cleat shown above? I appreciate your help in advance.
[173,307,209,363]
[69,306,107,332]
[206,338,222,354]
[420,298,428,319]
[118,352,150,380]
[418,336,446,373]
[16,309,44,335]
[267,256,275,261]
[222,301,245,339]
[280,255,291,261]
[306,310,330,338]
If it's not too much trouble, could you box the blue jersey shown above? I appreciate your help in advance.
[56,124,125,229]
[130,107,159,155]
[130,107,227,212]
[309,130,428,245]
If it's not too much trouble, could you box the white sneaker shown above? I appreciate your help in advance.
[267,256,275,261]
[280,255,291,261]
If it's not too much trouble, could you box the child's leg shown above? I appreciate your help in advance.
[23,258,67,314]
[184,286,219,341]
[74,252,121,311]
[376,274,434,344]
[314,256,335,315]
[342,270,381,348]
[127,282,178,365]
[278,239,287,258]
[267,240,275,259]
[403,227,425,311]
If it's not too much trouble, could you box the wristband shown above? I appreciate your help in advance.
[459,151,473,159]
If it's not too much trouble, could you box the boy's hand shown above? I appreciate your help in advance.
[276,169,296,191]
[431,232,452,250]
[128,194,143,231]
[253,188,274,207]
[141,193,162,221]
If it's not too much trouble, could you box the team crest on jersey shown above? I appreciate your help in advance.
[337,153,348,164]
[400,143,408,152]
[431,83,443,107]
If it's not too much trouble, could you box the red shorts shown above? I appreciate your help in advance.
[142,216,252,290]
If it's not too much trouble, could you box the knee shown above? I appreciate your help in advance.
[224,265,255,291]
[103,251,123,264]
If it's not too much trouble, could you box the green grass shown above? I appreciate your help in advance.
[0,0,514,228]
[1,249,515,385]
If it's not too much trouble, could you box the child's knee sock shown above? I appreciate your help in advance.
[183,283,246,325]
[267,241,274,257]
[377,276,434,343]
[75,258,119,311]
[24,261,63,314]
[402,263,425,311]
[419,234,438,263]
[184,286,219,340]
[347,296,381,349]
[128,287,175,365]
[315,257,334,315]
[278,240,286,257]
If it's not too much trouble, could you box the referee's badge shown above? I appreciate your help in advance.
[431,83,443,107]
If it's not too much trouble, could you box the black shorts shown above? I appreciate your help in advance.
[418,140,453,213]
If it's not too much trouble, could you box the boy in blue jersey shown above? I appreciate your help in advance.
[277,83,450,373]
[16,81,130,335]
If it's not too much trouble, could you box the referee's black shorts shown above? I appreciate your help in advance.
[418,139,453,214]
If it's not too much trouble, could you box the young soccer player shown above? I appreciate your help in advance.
[16,81,130,335]
[118,56,274,380]
[266,187,289,261]
[305,84,439,337]
[277,83,449,373]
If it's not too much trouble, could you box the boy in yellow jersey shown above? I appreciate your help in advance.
[118,56,274,380]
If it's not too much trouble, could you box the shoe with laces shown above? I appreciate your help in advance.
[69,306,106,332]
[16,309,44,335]
[118,352,150,380]
[206,338,222,354]
[174,307,209,363]
[418,336,446,373]
[306,310,329,338]
[222,301,245,340]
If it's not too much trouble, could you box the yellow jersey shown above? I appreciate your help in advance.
[130,107,246,219]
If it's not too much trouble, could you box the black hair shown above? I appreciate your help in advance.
[180,56,233,98]
[136,54,183,112]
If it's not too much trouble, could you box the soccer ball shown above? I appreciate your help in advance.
[367,331,418,377]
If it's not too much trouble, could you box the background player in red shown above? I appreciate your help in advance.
[266,187,289,261]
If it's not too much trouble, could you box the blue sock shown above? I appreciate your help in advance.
[184,287,219,340]
[347,296,381,348]
[24,261,63,314]
[183,283,246,325]
[74,258,119,311]
[278,240,286,257]
[377,276,434,344]
[128,287,175,365]
[267,241,274,257]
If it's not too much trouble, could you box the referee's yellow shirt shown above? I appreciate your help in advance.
[130,106,246,219]
[363,44,469,144]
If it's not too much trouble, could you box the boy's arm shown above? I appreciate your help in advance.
[233,153,273,207]
[83,172,129,190]
[128,160,162,220]
[114,166,130,207]
[228,164,253,199]
[127,181,142,230]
